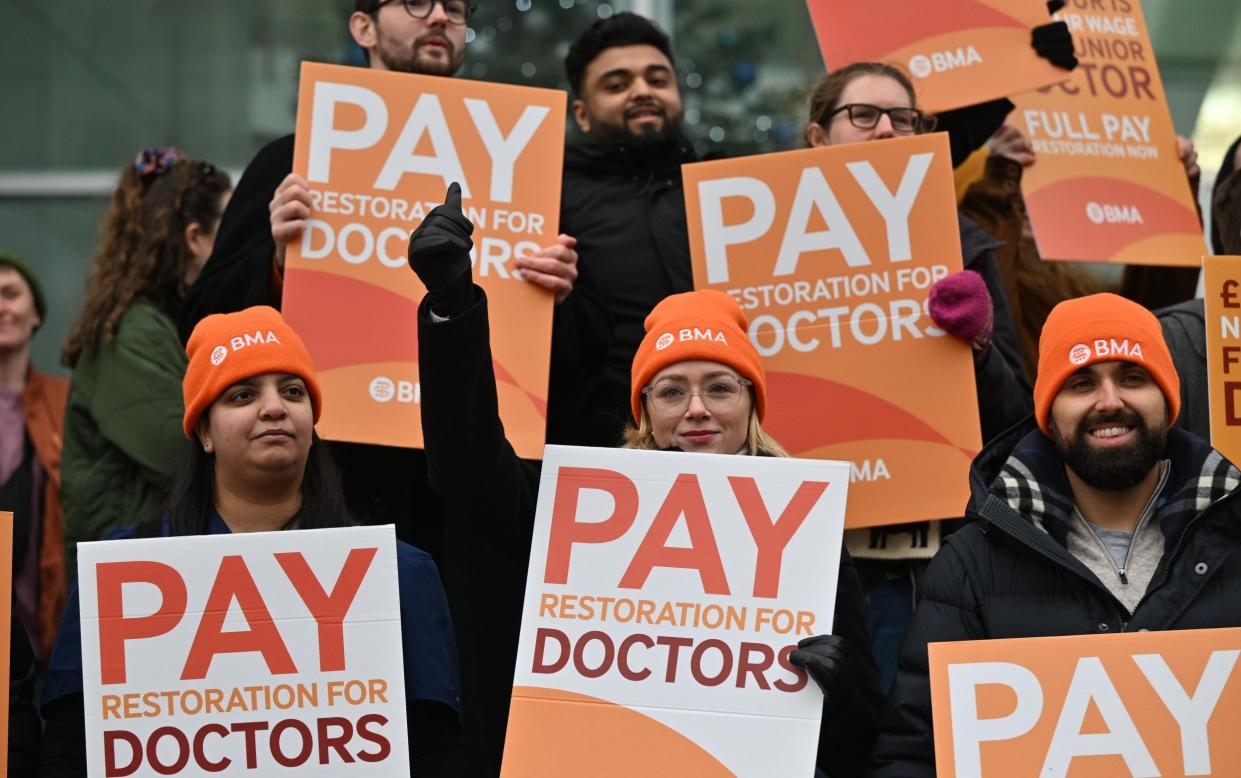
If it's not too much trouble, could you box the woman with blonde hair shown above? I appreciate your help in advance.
[411,184,882,776]
[60,148,231,579]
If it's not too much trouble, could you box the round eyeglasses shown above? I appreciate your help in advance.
[825,104,937,135]
[375,0,475,25]
[642,377,753,416]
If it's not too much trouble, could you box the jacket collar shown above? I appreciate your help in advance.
[565,133,697,178]
[971,416,1241,548]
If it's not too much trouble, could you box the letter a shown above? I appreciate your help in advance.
[619,473,730,595]
[182,555,297,680]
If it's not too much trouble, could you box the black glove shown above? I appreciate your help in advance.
[788,634,855,716]
[408,181,475,317]
[1032,0,1077,70]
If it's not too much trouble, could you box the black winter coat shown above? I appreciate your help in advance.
[419,286,884,777]
[558,136,698,447]
[866,419,1241,776]
[956,212,1032,442]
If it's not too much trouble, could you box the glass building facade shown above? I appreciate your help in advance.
[4,0,1239,375]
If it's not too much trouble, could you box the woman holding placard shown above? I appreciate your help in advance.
[40,306,464,776]
[410,183,883,777]
[801,63,1034,695]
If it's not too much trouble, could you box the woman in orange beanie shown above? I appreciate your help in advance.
[411,189,882,777]
[39,306,464,776]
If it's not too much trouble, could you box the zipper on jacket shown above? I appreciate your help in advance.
[1080,520,1129,585]
[1076,463,1166,586]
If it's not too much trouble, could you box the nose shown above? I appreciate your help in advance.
[258,387,288,419]
[426,0,449,25]
[873,113,896,139]
[1094,379,1124,412]
[684,393,712,419]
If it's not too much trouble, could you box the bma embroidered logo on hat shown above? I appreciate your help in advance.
[210,346,228,366]
[655,333,675,351]
[1070,339,1145,366]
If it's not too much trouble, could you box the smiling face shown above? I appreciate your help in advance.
[572,44,683,144]
[197,372,315,486]
[0,266,40,354]
[1050,360,1169,490]
[645,360,752,455]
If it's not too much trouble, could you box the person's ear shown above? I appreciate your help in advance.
[195,418,214,454]
[804,122,829,148]
[349,11,378,50]
[571,99,591,134]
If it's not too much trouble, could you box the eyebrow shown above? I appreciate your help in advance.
[654,370,739,382]
[597,64,672,82]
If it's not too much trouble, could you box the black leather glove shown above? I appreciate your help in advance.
[788,634,856,717]
[1032,0,1078,70]
[408,181,475,317]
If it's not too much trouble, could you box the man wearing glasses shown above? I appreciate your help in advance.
[175,6,580,775]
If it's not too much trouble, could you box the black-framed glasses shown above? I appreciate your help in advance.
[825,104,936,135]
[376,0,476,25]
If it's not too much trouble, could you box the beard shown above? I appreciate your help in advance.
[1053,407,1167,491]
[590,101,683,149]
[373,29,461,77]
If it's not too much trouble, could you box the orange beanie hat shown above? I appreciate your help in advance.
[630,289,767,423]
[182,306,323,437]
[1034,293,1179,435]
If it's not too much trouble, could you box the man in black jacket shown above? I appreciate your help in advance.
[867,293,1241,776]
[557,12,698,446]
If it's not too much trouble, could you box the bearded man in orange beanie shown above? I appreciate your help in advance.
[867,293,1241,777]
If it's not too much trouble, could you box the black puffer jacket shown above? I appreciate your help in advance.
[419,286,883,777]
[559,136,698,446]
[866,419,1241,776]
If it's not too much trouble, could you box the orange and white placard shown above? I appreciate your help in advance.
[1012,1,1205,265]
[806,0,1069,113]
[1204,255,1241,462]
[282,62,565,458]
[77,526,407,776]
[501,446,850,776]
[930,628,1241,777]
[683,133,981,528]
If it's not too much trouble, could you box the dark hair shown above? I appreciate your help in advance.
[167,431,349,537]
[1212,135,1241,254]
[805,62,919,130]
[355,0,380,12]
[564,12,674,96]
[63,156,231,367]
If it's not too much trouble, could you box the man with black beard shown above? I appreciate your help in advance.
[866,293,1241,776]
[555,13,697,446]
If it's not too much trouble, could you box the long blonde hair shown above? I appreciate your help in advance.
[622,404,789,457]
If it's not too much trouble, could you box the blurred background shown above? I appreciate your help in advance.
[4,0,1239,376]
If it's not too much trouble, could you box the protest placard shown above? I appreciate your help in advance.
[682,133,981,528]
[929,627,1241,777]
[282,62,566,458]
[805,0,1069,113]
[77,526,407,776]
[501,446,849,776]
[1204,255,1241,461]
[1011,0,1205,265]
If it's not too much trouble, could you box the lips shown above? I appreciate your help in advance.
[626,104,665,122]
[680,430,719,444]
[418,35,452,54]
[255,429,293,440]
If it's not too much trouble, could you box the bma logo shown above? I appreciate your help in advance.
[676,327,728,345]
[1070,339,1145,365]
[209,346,228,366]
[228,330,281,353]
[909,46,982,78]
[1086,201,1145,225]
[369,376,419,404]
[655,333,675,351]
